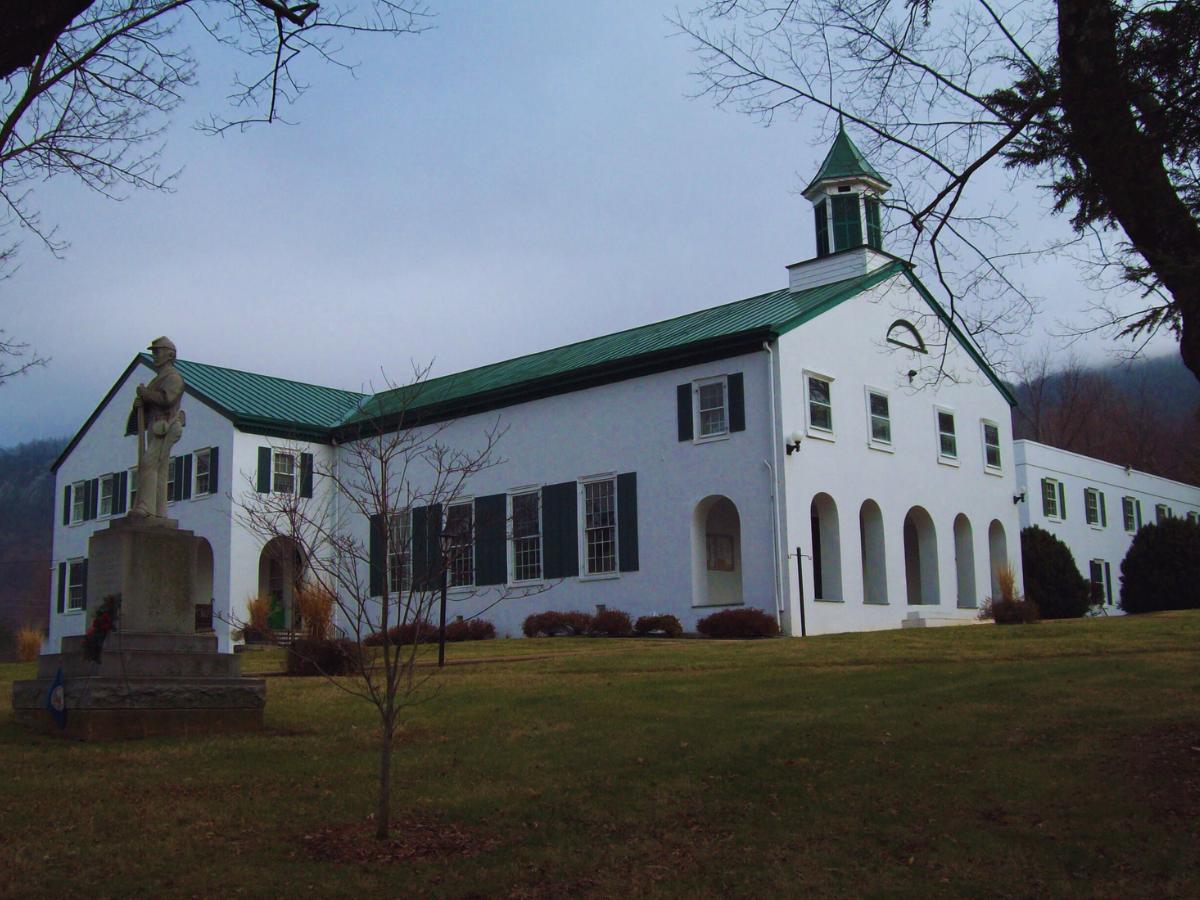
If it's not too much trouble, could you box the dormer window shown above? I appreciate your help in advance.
[830,194,862,251]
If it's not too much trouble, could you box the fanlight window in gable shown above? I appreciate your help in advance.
[886,319,927,353]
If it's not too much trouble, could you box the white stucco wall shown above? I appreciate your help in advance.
[1014,439,1200,611]
[775,272,1024,635]
[336,351,781,638]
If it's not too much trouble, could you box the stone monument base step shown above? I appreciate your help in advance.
[13,705,263,741]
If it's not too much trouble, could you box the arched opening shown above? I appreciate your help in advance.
[692,495,743,608]
[193,538,214,631]
[258,536,306,631]
[886,319,928,353]
[988,520,1008,600]
[859,500,887,605]
[953,514,976,608]
[903,506,939,605]
[810,493,842,601]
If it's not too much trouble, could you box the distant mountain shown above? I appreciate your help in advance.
[1010,352,1200,485]
[0,438,64,656]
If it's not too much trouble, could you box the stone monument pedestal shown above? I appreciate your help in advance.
[12,517,266,740]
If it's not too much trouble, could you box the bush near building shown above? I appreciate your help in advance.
[1120,517,1200,614]
[634,615,683,637]
[1020,526,1091,619]
[696,608,779,638]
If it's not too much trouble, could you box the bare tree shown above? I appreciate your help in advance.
[675,1,1200,382]
[0,329,46,384]
[237,368,542,840]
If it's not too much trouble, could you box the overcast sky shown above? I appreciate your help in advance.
[0,1,1174,445]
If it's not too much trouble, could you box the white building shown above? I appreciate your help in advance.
[1014,439,1200,610]
[46,128,1027,650]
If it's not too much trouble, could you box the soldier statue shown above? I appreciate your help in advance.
[130,336,186,518]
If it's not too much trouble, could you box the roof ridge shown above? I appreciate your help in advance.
[362,284,794,402]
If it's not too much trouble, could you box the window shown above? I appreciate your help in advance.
[1156,503,1171,522]
[936,409,957,460]
[1041,477,1066,520]
[166,458,176,503]
[67,559,86,612]
[583,478,617,575]
[1085,488,1107,527]
[1122,496,1142,533]
[99,474,116,517]
[866,390,891,445]
[273,452,295,494]
[1189,511,1199,524]
[387,510,411,593]
[445,503,474,587]
[71,481,86,524]
[830,193,862,251]
[696,378,728,439]
[814,198,829,257]
[194,448,211,496]
[511,491,542,582]
[982,421,1001,470]
[807,374,833,434]
[864,196,882,250]
[706,533,735,571]
[1089,560,1113,606]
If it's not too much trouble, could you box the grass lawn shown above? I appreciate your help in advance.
[2,613,1198,898]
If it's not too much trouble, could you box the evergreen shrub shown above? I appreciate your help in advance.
[589,610,633,636]
[634,614,683,637]
[696,608,779,638]
[1020,526,1090,619]
[1120,517,1200,614]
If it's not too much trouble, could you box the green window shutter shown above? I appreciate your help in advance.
[831,194,862,251]
[473,494,508,586]
[864,197,882,249]
[182,454,193,500]
[727,373,745,433]
[1136,500,1142,529]
[1041,479,1052,517]
[1104,561,1112,604]
[1058,482,1067,520]
[618,472,639,572]
[368,514,386,597]
[814,199,830,257]
[1099,493,1107,527]
[81,558,89,610]
[676,384,693,441]
[84,478,97,520]
[208,446,219,495]
[256,447,272,493]
[299,453,314,499]
[410,504,443,591]
[542,482,579,579]
[63,484,71,526]
[57,562,66,614]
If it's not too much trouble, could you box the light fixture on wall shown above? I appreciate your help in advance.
[785,431,803,455]
[1012,491,1026,505]
[907,369,918,384]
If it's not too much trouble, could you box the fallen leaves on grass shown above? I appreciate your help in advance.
[299,818,500,865]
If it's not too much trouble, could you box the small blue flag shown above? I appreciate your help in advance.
[45,666,67,730]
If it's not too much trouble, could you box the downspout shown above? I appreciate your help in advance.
[762,341,785,627]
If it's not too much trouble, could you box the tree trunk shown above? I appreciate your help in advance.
[0,1,96,80]
[1057,0,1200,384]
[376,711,392,840]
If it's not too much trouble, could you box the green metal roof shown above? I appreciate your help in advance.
[162,355,366,437]
[804,123,891,194]
[342,262,910,428]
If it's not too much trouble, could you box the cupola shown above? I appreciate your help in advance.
[801,122,890,257]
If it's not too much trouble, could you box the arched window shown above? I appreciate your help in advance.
[886,319,927,353]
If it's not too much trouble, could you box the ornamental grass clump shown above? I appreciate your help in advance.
[980,564,1039,624]
[243,594,272,642]
[295,583,335,640]
[696,608,779,638]
[588,609,633,637]
[16,625,43,661]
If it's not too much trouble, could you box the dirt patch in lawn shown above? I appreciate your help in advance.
[300,818,501,865]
